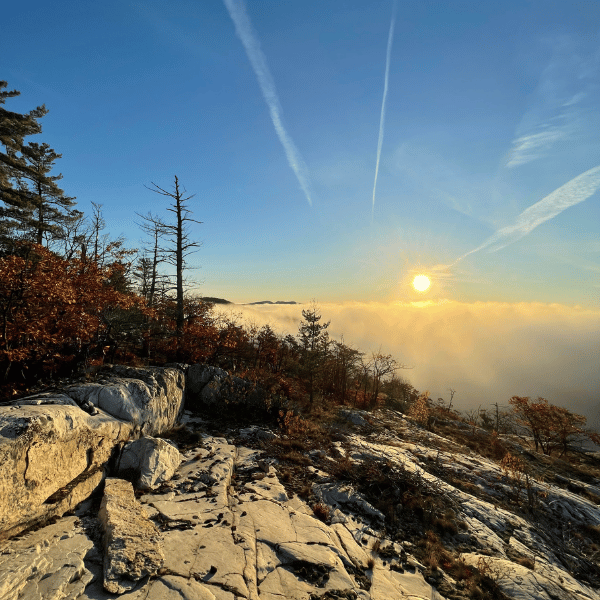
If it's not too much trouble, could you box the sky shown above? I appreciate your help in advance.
[3,1,599,420]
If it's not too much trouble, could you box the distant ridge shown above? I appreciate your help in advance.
[245,300,298,305]
[201,297,232,304]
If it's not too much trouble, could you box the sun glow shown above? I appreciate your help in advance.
[412,274,431,292]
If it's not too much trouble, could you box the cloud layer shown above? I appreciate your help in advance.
[229,300,600,430]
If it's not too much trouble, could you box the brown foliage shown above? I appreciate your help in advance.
[408,391,433,429]
[0,243,139,391]
[509,396,597,457]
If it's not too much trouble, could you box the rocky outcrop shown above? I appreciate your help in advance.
[0,516,95,600]
[118,436,182,490]
[0,430,448,600]
[66,365,185,436]
[2,410,600,599]
[0,365,185,542]
[0,399,131,541]
[2,366,600,600]
[99,478,164,593]
[186,364,270,412]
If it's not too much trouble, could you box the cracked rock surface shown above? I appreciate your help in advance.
[2,406,600,600]
[0,432,448,600]
[0,516,94,600]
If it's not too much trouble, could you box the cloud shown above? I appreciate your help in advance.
[226,300,600,429]
[506,36,598,168]
[507,128,571,168]
[223,0,313,206]
[371,0,396,220]
[452,164,600,265]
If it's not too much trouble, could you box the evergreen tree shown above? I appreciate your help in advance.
[297,302,330,405]
[0,81,47,248]
[16,142,78,244]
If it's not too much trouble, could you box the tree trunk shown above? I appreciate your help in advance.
[174,176,184,346]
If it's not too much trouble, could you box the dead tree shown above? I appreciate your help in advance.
[145,176,202,346]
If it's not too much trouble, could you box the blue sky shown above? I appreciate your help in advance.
[3,0,600,305]
[4,1,600,420]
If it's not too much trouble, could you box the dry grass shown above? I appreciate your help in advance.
[330,454,453,534]
[515,556,535,570]
[158,424,204,450]
[435,423,508,462]
[412,533,511,600]
[278,449,311,466]
[311,502,330,522]
[418,530,452,570]
[584,490,600,505]
[432,511,460,536]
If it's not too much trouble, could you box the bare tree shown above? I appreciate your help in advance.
[90,201,105,262]
[447,388,456,412]
[145,176,202,343]
[370,349,403,406]
[136,212,169,308]
[50,209,86,260]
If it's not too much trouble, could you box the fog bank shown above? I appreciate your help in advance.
[222,300,600,431]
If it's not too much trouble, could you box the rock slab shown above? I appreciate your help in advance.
[0,401,131,540]
[67,365,185,436]
[99,478,164,593]
[0,516,94,600]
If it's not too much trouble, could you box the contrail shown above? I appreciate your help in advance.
[223,0,313,206]
[371,0,397,221]
[450,164,600,266]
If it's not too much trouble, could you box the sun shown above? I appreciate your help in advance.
[412,274,431,292]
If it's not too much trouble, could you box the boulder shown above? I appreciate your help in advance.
[99,478,164,593]
[0,400,131,540]
[186,363,269,411]
[66,365,185,436]
[338,408,371,428]
[118,436,182,490]
[0,366,185,541]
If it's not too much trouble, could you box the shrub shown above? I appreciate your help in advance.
[408,392,432,429]
[312,502,330,522]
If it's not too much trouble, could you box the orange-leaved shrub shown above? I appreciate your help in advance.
[0,243,140,393]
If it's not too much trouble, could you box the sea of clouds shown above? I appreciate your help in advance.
[220,300,600,432]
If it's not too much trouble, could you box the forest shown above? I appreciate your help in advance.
[1,80,597,457]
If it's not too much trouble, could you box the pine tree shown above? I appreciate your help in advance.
[297,302,330,405]
[16,142,78,244]
[0,81,47,248]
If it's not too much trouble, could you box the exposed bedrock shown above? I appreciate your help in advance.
[66,365,185,436]
[0,365,185,541]
[0,516,95,600]
[1,403,599,599]
[186,363,271,412]
[0,400,131,541]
